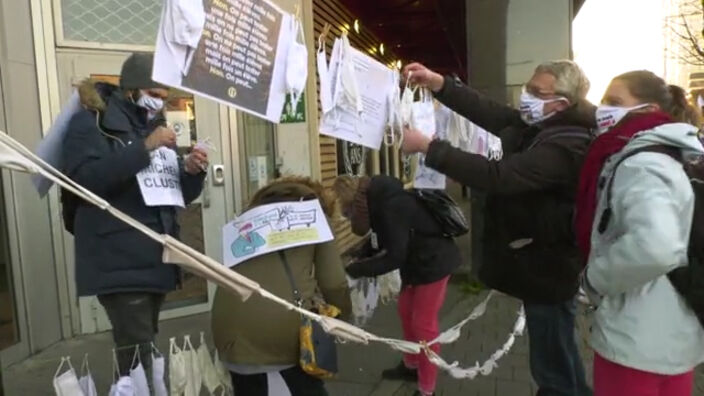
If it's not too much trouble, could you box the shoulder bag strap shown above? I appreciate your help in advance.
[598,144,680,233]
[527,126,593,150]
[278,250,302,307]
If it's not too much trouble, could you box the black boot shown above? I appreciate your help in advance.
[381,361,418,382]
[412,391,435,396]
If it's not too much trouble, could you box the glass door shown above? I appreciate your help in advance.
[240,113,277,202]
[56,51,231,333]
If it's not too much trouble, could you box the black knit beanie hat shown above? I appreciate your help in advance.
[119,53,164,90]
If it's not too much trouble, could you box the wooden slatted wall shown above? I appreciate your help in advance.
[312,0,397,253]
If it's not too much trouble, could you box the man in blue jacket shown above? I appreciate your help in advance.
[63,53,208,376]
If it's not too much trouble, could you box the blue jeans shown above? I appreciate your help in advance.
[524,299,592,396]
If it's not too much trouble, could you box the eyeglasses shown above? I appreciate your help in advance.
[522,85,569,101]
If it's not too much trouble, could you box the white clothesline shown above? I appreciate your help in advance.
[0,130,525,379]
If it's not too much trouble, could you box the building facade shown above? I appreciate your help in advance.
[0,0,578,369]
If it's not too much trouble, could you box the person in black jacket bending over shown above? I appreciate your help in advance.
[401,61,595,396]
[63,53,208,378]
[334,174,461,396]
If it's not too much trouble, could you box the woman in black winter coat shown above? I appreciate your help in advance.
[334,174,461,396]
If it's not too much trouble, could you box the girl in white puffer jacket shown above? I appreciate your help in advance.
[576,71,704,396]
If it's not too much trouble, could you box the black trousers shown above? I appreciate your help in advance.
[98,292,165,376]
[231,366,328,396]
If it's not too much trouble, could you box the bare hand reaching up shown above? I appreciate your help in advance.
[403,63,445,92]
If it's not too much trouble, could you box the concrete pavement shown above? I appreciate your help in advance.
[3,280,703,395]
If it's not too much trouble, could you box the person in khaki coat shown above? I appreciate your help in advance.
[211,176,351,396]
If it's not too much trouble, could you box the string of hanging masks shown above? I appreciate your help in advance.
[52,332,233,396]
[0,130,525,385]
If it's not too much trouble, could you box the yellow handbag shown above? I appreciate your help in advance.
[278,251,340,378]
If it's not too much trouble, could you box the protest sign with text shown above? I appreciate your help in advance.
[154,0,293,123]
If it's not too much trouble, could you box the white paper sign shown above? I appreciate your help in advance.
[319,39,395,149]
[222,199,334,267]
[153,0,292,123]
[136,148,185,208]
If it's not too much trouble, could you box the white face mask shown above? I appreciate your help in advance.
[78,355,98,396]
[151,345,168,396]
[317,41,333,114]
[285,18,308,112]
[169,337,188,395]
[108,376,135,396]
[519,91,568,125]
[183,335,203,396]
[595,103,651,134]
[214,350,234,394]
[337,34,363,115]
[400,74,416,127]
[130,363,150,396]
[136,92,164,120]
[410,88,436,139]
[78,375,97,396]
[53,358,84,396]
[197,332,222,394]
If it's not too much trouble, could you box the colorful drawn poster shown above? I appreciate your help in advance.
[222,199,334,267]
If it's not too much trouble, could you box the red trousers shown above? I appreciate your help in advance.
[594,353,694,396]
[398,276,449,395]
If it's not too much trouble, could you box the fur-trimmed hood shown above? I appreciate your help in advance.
[247,176,335,217]
[76,78,121,113]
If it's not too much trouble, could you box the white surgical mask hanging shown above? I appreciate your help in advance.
[169,337,188,396]
[322,33,364,138]
[213,350,234,395]
[162,0,206,75]
[78,354,98,396]
[183,335,203,396]
[197,332,222,395]
[595,103,651,135]
[335,33,364,121]
[285,16,308,114]
[53,357,84,396]
[410,87,436,137]
[152,343,168,396]
[129,345,150,396]
[109,377,135,396]
[400,71,417,128]
[385,69,403,147]
[317,25,334,115]
[519,91,567,125]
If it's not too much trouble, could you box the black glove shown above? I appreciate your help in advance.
[345,261,365,279]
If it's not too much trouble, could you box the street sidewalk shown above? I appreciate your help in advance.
[4,280,703,395]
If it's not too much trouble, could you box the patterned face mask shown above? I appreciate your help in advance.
[519,91,568,125]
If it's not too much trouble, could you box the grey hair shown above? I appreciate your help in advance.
[534,60,590,103]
